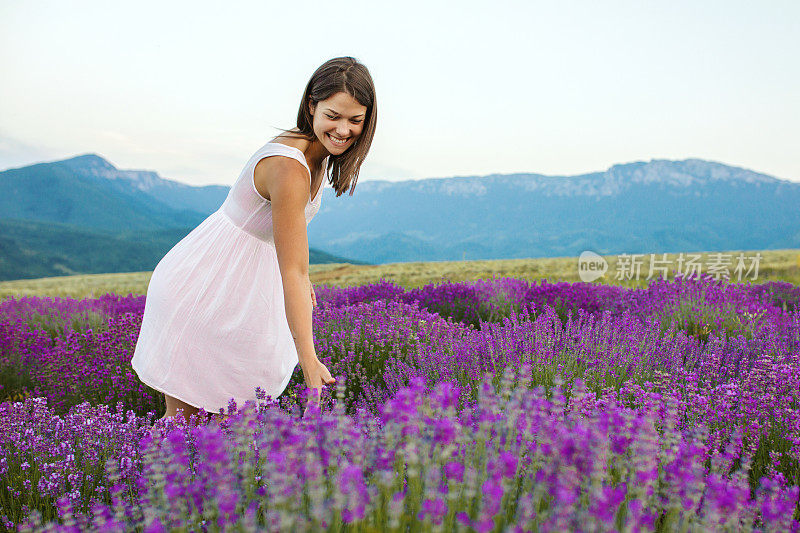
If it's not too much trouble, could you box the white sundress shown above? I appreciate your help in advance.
[130,142,324,413]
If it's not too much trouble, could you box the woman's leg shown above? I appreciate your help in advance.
[159,393,230,426]
[161,393,200,425]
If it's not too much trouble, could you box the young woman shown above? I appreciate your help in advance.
[130,56,377,425]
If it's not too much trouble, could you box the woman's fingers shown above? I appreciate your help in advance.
[301,361,335,416]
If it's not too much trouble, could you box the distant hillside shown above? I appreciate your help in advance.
[0,218,358,281]
[53,153,231,213]
[0,154,214,232]
[3,152,799,277]
[0,153,362,280]
[309,158,800,262]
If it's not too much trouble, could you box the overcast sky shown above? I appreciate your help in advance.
[1,0,798,186]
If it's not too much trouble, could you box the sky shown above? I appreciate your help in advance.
[1,0,798,186]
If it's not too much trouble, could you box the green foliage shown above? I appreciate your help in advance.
[766,286,799,313]
[426,295,481,328]
[283,306,430,417]
[478,291,526,325]
[2,309,161,418]
[23,309,109,342]
[749,428,799,496]
[548,296,581,326]
[0,328,36,404]
[426,290,527,330]
[659,297,763,345]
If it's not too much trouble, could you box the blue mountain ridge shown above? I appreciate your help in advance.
[2,153,798,269]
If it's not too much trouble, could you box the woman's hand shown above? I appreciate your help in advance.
[301,357,335,416]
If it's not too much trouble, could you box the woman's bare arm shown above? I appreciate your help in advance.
[258,157,316,365]
[256,156,335,404]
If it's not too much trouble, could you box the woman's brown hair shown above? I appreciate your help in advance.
[274,56,377,197]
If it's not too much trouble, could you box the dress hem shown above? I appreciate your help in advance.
[132,363,207,412]
[132,360,297,415]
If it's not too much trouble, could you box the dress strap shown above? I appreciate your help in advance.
[259,142,312,183]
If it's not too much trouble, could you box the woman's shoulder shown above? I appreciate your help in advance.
[253,153,310,203]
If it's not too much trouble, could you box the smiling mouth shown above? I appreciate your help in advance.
[327,133,350,146]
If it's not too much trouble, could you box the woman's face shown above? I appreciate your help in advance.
[309,92,367,155]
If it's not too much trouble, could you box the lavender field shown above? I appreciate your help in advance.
[1,274,799,532]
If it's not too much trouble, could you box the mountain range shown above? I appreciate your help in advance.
[312,158,800,263]
[0,154,357,281]
[1,152,798,281]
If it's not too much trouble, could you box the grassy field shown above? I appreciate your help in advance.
[1,248,798,299]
